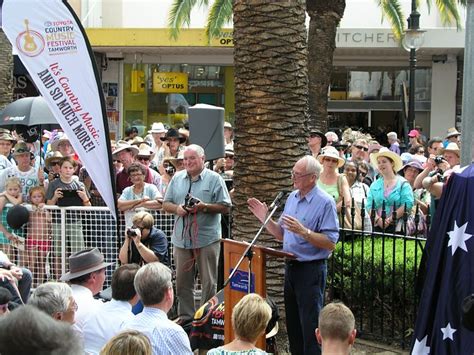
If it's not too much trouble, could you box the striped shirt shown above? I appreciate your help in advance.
[121,307,192,355]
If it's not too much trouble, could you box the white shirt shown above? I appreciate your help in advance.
[83,299,134,355]
[121,307,192,355]
[71,284,104,341]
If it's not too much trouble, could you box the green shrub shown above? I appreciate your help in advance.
[327,235,425,344]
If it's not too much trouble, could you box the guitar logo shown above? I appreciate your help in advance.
[15,19,45,57]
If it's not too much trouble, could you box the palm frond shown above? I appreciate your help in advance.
[434,0,463,29]
[377,0,406,39]
[205,0,233,41]
[167,0,209,40]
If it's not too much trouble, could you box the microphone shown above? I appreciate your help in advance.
[269,191,288,209]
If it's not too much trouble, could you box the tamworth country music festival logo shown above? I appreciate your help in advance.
[16,19,78,57]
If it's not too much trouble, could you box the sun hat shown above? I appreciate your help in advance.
[128,136,146,147]
[50,132,71,151]
[60,248,113,281]
[368,143,383,156]
[137,143,155,160]
[148,122,167,134]
[12,142,30,155]
[45,151,64,168]
[408,129,419,138]
[446,127,461,139]
[225,148,234,157]
[317,146,345,168]
[0,130,16,143]
[401,159,424,174]
[308,128,328,147]
[112,140,139,157]
[224,121,233,129]
[443,142,460,157]
[160,128,186,143]
[370,147,403,172]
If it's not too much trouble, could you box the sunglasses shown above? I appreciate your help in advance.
[354,145,369,152]
[138,157,150,162]
[50,161,61,166]
[225,155,234,159]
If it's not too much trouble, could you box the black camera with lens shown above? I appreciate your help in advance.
[165,165,176,176]
[184,193,200,209]
[434,155,445,165]
[126,228,137,238]
[53,173,60,179]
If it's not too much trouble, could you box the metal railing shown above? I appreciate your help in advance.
[328,199,429,348]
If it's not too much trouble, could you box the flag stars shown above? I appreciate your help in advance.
[441,322,457,341]
[412,335,430,355]
[447,221,472,256]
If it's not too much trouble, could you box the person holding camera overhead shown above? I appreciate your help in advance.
[163,144,231,326]
[118,211,168,266]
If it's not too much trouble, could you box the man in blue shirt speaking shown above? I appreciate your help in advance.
[248,155,339,355]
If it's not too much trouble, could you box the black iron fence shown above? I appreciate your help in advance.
[327,200,429,349]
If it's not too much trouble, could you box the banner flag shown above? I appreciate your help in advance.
[2,0,117,219]
[411,164,474,354]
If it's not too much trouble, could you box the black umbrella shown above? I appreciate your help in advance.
[0,96,60,142]
[0,96,59,127]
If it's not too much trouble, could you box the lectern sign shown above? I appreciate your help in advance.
[229,268,255,293]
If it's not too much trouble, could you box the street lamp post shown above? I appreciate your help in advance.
[403,1,425,134]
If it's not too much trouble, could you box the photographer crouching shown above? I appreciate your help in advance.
[118,211,168,266]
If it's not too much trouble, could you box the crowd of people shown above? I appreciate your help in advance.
[0,119,463,354]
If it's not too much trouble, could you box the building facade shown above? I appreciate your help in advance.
[13,0,466,139]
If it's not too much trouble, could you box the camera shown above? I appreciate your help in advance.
[126,228,137,238]
[53,173,60,179]
[165,165,176,176]
[184,193,200,209]
[434,156,445,165]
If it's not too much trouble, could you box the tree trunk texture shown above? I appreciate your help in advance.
[232,0,308,351]
[0,30,13,110]
[306,0,346,132]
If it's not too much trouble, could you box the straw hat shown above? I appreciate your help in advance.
[137,143,155,160]
[443,142,460,157]
[112,140,139,157]
[60,248,113,281]
[148,122,167,134]
[446,127,461,139]
[317,146,345,168]
[370,147,403,172]
[45,151,64,168]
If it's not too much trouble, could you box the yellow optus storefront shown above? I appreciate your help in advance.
[87,28,235,135]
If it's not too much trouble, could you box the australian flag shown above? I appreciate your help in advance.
[411,164,474,354]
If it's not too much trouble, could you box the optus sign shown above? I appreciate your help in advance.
[152,72,188,93]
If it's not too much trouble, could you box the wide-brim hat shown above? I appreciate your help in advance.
[137,143,155,160]
[318,146,345,168]
[112,140,139,157]
[60,248,113,281]
[400,159,424,174]
[148,122,167,134]
[50,133,71,151]
[0,130,16,143]
[308,128,328,147]
[45,151,64,168]
[446,127,461,139]
[370,147,403,172]
[12,142,30,156]
[442,142,460,157]
[128,136,145,146]
[160,128,186,143]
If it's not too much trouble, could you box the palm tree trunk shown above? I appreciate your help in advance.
[0,30,13,110]
[232,0,308,350]
[306,0,346,132]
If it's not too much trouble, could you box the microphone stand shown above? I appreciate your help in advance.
[222,192,285,293]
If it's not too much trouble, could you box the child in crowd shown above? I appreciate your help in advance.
[26,187,52,284]
[0,177,23,261]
